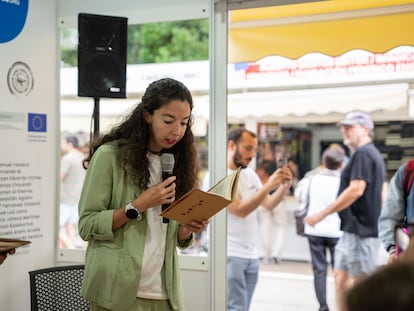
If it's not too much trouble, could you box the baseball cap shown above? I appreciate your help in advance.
[339,111,374,130]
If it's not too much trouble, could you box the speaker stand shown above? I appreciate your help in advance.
[93,97,100,140]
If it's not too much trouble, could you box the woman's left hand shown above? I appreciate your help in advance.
[0,248,16,265]
[178,220,209,241]
[183,220,209,234]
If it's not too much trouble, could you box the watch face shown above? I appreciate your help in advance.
[126,206,138,219]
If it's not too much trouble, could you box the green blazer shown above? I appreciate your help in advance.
[78,144,193,311]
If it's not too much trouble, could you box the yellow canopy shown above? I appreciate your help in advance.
[229,0,414,62]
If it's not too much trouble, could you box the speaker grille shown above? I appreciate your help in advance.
[78,13,127,98]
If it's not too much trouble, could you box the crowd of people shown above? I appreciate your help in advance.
[3,77,414,311]
[304,111,386,311]
[203,109,414,311]
[299,112,414,311]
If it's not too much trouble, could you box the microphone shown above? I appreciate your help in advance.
[160,153,175,223]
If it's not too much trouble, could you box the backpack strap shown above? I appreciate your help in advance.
[403,159,414,200]
[402,159,414,224]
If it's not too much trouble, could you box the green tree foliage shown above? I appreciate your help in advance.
[60,19,208,66]
[60,29,78,67]
[128,19,209,63]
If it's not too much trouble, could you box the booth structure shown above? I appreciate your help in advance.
[1,1,414,311]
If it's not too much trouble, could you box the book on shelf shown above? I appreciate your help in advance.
[0,237,31,252]
[160,167,241,224]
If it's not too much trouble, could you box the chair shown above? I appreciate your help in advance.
[29,264,90,311]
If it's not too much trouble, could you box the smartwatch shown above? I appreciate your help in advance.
[125,201,142,221]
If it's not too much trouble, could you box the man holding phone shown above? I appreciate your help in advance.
[205,127,292,311]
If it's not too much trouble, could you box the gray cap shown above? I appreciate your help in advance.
[339,111,374,130]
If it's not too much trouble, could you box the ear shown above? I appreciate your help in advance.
[228,140,236,151]
[143,110,151,124]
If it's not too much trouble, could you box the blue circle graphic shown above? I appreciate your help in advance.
[0,0,29,44]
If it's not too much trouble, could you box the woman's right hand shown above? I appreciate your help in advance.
[113,176,177,230]
[134,176,177,211]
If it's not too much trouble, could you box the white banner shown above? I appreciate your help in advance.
[0,1,57,310]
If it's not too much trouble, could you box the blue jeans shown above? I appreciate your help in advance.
[227,256,259,311]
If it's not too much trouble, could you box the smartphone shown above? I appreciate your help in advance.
[277,157,287,168]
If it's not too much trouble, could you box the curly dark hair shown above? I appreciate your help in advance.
[83,78,199,199]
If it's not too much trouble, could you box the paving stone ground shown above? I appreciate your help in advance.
[251,260,337,311]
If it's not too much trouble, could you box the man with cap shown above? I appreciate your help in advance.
[305,111,386,311]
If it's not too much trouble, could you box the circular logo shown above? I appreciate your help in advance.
[7,61,34,96]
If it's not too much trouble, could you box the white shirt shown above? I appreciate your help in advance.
[303,169,342,238]
[137,153,168,299]
[227,167,262,259]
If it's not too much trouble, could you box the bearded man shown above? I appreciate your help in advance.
[224,127,292,311]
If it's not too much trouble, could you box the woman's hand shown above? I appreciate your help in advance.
[134,176,177,211]
[178,220,210,241]
[0,248,16,265]
[113,176,177,231]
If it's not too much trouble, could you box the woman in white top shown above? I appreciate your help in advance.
[296,144,345,311]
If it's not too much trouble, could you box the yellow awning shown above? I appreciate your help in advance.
[229,0,414,62]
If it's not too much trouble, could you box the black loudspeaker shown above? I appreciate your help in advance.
[78,13,127,98]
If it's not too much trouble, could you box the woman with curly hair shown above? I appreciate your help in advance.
[78,78,209,311]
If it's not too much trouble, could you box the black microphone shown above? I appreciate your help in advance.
[161,153,175,223]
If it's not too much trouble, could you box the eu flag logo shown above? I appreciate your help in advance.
[28,113,47,132]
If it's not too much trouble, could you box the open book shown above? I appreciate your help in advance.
[0,237,31,252]
[160,167,241,224]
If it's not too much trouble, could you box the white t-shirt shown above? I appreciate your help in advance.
[227,167,262,259]
[303,169,342,238]
[137,153,168,300]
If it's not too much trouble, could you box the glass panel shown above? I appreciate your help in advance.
[59,18,209,253]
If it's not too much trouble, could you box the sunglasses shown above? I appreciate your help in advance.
[394,223,414,256]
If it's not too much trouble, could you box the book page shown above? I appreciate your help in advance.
[207,168,240,200]
[0,237,31,252]
[160,168,240,224]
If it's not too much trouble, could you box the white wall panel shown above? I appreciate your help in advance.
[0,1,58,310]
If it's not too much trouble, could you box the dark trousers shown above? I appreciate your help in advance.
[307,235,339,311]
